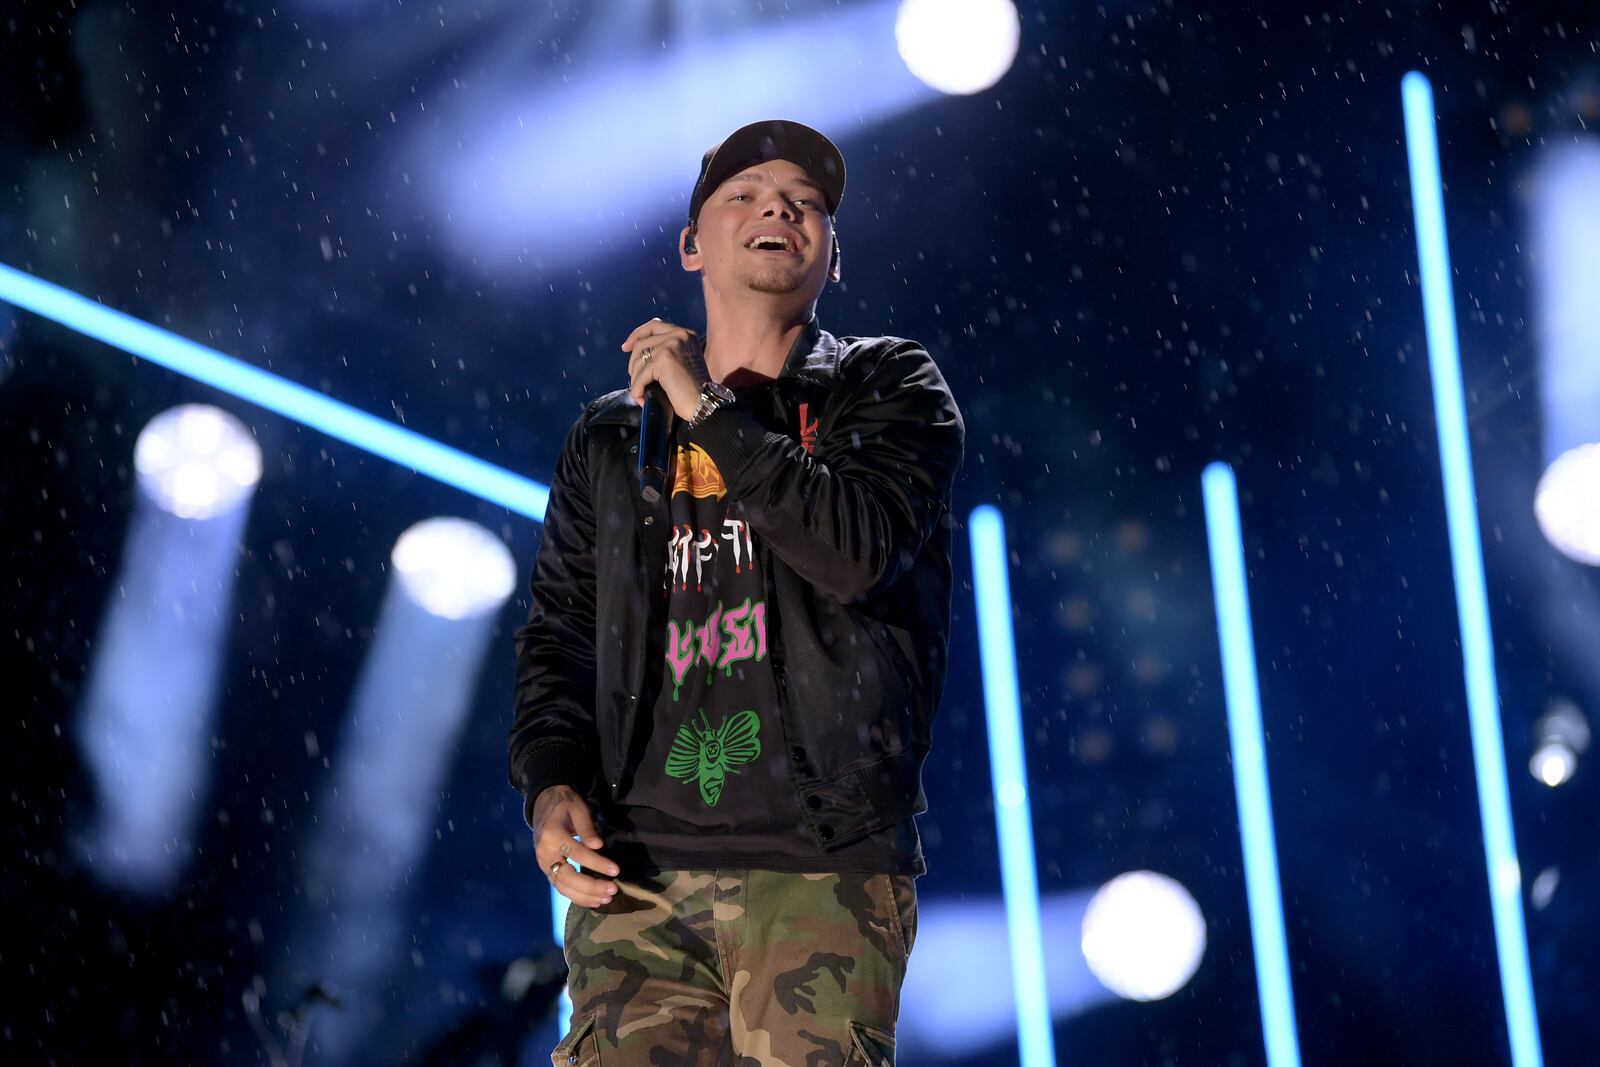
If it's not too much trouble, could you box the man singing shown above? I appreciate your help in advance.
[509,119,964,1066]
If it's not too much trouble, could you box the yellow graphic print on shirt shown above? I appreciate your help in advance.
[670,443,727,500]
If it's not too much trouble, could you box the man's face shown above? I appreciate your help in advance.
[684,158,835,299]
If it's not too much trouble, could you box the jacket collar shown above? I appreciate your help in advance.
[775,315,839,386]
[589,315,837,427]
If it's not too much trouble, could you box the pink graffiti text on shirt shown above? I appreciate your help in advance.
[664,598,769,700]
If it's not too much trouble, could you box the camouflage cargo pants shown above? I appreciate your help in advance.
[554,868,917,1066]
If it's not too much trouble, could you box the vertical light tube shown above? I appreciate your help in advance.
[1400,70,1545,1067]
[967,504,1056,1067]
[1200,463,1302,1067]
[552,889,572,1036]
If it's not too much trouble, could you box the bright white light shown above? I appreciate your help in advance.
[1080,870,1206,1001]
[896,0,1020,96]
[134,404,262,519]
[1530,741,1576,787]
[392,517,517,620]
[1535,444,1600,566]
[1529,867,1560,911]
[1531,142,1600,567]
[1530,701,1587,787]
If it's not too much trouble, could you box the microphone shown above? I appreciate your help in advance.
[638,386,671,503]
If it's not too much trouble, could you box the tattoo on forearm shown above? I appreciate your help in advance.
[535,785,578,828]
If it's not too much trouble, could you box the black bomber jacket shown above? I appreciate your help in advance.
[508,317,965,852]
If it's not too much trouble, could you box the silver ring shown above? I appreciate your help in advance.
[560,841,571,859]
[641,346,654,365]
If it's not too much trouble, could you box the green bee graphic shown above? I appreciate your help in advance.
[665,709,762,807]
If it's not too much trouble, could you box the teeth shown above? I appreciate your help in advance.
[748,234,794,250]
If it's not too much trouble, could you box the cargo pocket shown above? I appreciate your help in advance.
[886,874,917,960]
[846,1020,896,1066]
[871,873,917,970]
[550,1011,600,1067]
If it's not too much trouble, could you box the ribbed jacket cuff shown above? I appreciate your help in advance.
[688,405,771,486]
[513,740,598,829]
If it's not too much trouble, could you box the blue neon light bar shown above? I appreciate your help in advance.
[1400,71,1545,1067]
[1200,462,1302,1067]
[0,263,549,522]
[551,888,572,1036]
[967,505,1056,1067]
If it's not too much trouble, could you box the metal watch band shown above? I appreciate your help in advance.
[688,381,735,429]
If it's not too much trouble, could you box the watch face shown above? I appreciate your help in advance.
[708,382,736,403]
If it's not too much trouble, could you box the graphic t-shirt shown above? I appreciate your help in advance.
[602,386,922,875]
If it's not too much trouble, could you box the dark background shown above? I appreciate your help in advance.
[3,1,1598,1064]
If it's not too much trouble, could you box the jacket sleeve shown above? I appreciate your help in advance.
[508,406,603,829]
[689,340,964,603]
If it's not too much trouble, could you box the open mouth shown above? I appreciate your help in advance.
[744,234,801,255]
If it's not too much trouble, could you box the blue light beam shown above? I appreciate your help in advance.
[967,505,1056,1067]
[1400,70,1545,1067]
[0,262,549,521]
[77,492,254,891]
[294,524,515,1063]
[1200,462,1302,1067]
[413,0,929,275]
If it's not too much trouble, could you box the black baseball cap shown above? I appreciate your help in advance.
[687,119,846,227]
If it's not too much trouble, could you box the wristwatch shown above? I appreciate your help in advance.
[688,380,736,428]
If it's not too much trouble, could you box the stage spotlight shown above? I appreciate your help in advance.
[308,516,516,888]
[291,517,516,1062]
[135,403,264,519]
[1528,699,1589,788]
[895,0,1020,96]
[1534,445,1600,566]
[1529,141,1600,566]
[76,404,262,892]
[1081,871,1207,1002]
[1531,742,1576,787]
[392,516,518,620]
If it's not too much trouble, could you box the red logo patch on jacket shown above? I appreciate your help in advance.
[798,402,819,455]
